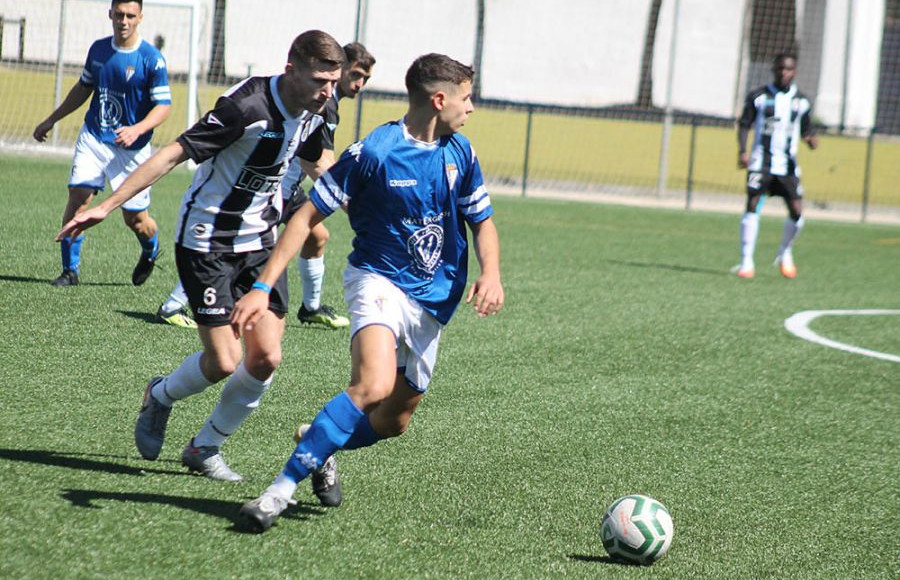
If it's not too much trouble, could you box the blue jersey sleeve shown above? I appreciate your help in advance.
[79,40,101,87]
[310,141,377,217]
[147,48,171,106]
[457,147,493,223]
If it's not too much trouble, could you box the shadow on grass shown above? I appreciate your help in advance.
[602,258,726,277]
[568,554,640,566]
[0,274,128,287]
[0,448,185,477]
[61,488,322,533]
[116,309,161,324]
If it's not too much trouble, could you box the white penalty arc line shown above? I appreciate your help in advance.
[784,310,900,364]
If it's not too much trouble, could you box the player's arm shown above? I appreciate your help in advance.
[231,201,326,335]
[736,95,755,169]
[33,82,93,142]
[56,141,189,240]
[299,148,336,181]
[800,108,818,150]
[466,217,504,318]
[115,103,172,148]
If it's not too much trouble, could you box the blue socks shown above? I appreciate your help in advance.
[61,235,84,274]
[282,392,383,483]
[138,231,159,258]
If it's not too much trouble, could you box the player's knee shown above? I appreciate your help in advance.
[202,352,240,381]
[244,349,282,378]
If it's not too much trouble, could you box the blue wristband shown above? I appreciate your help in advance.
[251,281,272,294]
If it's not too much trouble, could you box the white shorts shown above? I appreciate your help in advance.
[68,127,152,212]
[343,265,443,392]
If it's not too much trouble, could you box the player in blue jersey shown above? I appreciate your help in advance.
[34,0,171,287]
[232,53,504,532]
[735,54,818,279]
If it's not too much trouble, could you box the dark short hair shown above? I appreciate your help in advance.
[773,53,797,65]
[343,42,376,70]
[112,0,142,8]
[405,53,474,104]
[288,30,344,70]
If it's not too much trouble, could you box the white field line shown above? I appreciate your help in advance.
[784,310,900,363]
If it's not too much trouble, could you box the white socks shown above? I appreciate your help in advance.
[739,212,760,268]
[266,473,299,501]
[161,280,189,314]
[777,216,804,260]
[193,363,271,448]
[152,352,213,406]
[299,256,325,310]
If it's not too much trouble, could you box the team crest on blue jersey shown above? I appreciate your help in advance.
[446,163,458,191]
[125,66,135,82]
[407,224,444,279]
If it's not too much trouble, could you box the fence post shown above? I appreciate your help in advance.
[0,17,4,61]
[53,1,68,147]
[861,129,875,223]
[521,105,534,197]
[18,17,25,62]
[685,115,697,210]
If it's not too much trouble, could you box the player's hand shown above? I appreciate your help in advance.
[33,120,54,142]
[737,152,749,169]
[56,206,110,241]
[805,135,819,150]
[230,290,270,338]
[114,126,142,148]
[465,275,504,318]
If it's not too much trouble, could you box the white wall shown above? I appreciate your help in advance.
[1,0,885,129]
[815,0,884,129]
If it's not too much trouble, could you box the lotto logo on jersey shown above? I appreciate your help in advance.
[407,224,444,279]
[236,166,281,194]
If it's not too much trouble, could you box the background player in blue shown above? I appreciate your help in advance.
[231,53,505,532]
[57,31,346,484]
[33,0,171,287]
[736,53,818,279]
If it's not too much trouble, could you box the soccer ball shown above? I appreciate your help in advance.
[600,494,673,565]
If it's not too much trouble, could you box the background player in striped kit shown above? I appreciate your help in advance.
[56,30,344,485]
[34,0,171,287]
[736,53,818,279]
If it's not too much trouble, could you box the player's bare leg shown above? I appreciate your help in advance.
[297,223,349,328]
[123,209,160,285]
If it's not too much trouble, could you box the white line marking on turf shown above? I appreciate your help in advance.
[784,310,900,363]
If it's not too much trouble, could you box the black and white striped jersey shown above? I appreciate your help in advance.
[175,75,324,253]
[739,83,813,177]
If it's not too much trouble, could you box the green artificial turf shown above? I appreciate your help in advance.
[0,155,897,579]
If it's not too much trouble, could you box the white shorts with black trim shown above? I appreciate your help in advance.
[343,265,442,393]
[68,127,152,211]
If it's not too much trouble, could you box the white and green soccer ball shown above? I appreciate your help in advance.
[600,494,673,565]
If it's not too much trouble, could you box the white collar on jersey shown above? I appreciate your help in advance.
[401,117,439,150]
[111,35,142,54]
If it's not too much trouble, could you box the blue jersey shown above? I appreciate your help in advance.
[311,120,493,325]
[79,36,171,150]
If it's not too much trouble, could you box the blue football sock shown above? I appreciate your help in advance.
[137,231,159,258]
[343,414,383,450]
[62,235,84,274]
[282,392,364,483]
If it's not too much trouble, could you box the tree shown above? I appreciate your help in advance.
[208,0,227,84]
[636,0,664,108]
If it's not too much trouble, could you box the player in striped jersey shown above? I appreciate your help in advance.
[233,53,505,532]
[34,0,171,287]
[57,31,345,484]
[736,53,818,279]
